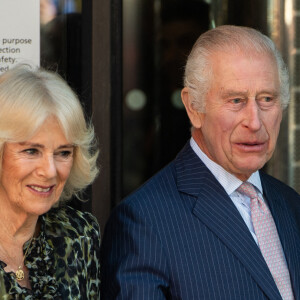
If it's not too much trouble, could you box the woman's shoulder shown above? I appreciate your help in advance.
[42,205,100,239]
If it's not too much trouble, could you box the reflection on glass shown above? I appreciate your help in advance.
[40,0,57,25]
[40,0,82,92]
[125,89,147,111]
[171,89,184,110]
[122,0,210,196]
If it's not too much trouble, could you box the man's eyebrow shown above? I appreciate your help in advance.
[257,90,280,97]
[220,90,248,98]
[221,89,280,98]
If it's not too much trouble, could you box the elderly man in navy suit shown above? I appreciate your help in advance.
[101,25,300,299]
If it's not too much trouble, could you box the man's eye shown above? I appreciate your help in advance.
[259,96,276,107]
[24,148,38,155]
[232,98,242,104]
[263,97,272,102]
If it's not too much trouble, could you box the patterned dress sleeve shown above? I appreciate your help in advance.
[81,211,101,299]
[44,205,101,299]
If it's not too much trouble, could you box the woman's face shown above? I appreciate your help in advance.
[0,116,74,217]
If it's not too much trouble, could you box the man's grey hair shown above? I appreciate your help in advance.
[183,25,290,112]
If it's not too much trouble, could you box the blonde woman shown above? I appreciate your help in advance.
[0,65,100,298]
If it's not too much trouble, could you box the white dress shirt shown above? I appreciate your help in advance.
[190,138,264,244]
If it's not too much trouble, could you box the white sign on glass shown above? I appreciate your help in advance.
[0,0,40,74]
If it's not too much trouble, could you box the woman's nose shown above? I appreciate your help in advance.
[36,154,57,178]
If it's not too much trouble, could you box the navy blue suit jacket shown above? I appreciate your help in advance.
[101,143,300,299]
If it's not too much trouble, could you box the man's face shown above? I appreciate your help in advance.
[183,51,283,181]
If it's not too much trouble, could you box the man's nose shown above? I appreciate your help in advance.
[242,100,262,131]
[37,154,57,178]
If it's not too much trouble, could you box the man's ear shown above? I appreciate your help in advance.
[181,87,203,129]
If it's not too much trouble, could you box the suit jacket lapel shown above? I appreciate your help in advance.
[175,143,282,300]
[261,173,300,299]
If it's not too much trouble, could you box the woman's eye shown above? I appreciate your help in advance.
[57,150,73,158]
[24,148,38,155]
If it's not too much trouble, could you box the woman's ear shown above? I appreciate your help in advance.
[181,87,203,129]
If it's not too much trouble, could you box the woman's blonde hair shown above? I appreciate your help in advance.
[0,64,99,201]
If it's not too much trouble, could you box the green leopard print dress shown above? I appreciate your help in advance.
[0,205,101,299]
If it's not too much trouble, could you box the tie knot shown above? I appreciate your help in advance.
[237,182,258,199]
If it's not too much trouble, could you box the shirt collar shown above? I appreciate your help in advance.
[190,137,263,196]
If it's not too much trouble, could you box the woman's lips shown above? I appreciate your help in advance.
[27,184,55,195]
